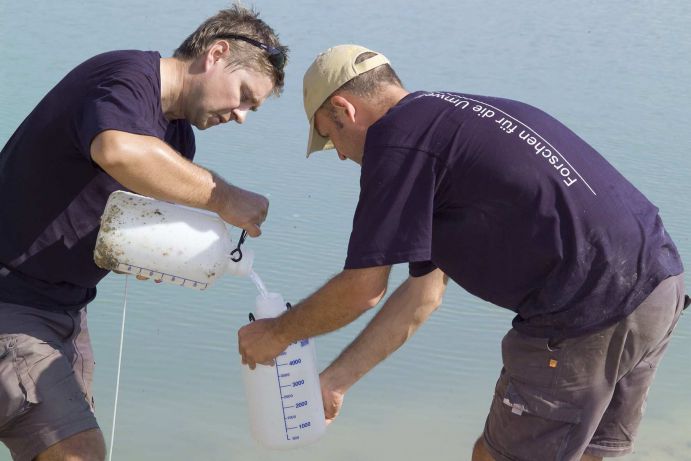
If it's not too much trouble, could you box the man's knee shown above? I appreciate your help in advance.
[580,454,603,461]
[35,428,106,461]
[474,435,603,461]
[472,436,495,461]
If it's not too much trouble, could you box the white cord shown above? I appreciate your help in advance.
[109,274,129,461]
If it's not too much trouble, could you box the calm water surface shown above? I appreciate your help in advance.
[1,1,690,460]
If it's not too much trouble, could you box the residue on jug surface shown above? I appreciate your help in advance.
[94,203,126,270]
[93,237,124,270]
[99,203,123,234]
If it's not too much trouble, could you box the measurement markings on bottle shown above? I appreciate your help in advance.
[117,263,208,289]
[275,347,311,441]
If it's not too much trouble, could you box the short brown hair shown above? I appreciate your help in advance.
[320,51,402,113]
[174,5,288,94]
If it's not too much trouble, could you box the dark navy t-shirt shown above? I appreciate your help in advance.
[0,50,195,310]
[345,91,683,339]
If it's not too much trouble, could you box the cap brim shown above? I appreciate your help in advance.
[306,116,334,157]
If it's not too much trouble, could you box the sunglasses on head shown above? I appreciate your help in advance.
[214,34,286,72]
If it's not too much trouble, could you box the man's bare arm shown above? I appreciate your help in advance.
[238,266,391,368]
[91,130,268,236]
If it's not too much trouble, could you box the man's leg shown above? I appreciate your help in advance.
[473,436,603,461]
[580,454,602,461]
[35,429,105,461]
[478,274,684,461]
[0,305,100,461]
[33,308,105,461]
[583,274,685,458]
[472,436,494,461]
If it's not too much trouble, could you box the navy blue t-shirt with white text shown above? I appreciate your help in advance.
[0,50,195,310]
[345,91,683,339]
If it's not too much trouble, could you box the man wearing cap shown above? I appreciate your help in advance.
[238,44,687,460]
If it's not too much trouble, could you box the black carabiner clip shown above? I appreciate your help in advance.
[230,230,248,262]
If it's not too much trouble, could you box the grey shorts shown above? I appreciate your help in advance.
[483,274,686,461]
[0,302,98,461]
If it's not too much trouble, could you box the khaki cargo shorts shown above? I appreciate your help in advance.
[0,303,98,461]
[483,274,687,461]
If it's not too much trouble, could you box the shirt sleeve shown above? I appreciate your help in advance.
[409,260,437,277]
[345,146,438,269]
[77,69,162,159]
[165,120,196,161]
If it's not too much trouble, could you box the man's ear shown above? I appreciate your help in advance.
[329,95,357,123]
[204,39,230,70]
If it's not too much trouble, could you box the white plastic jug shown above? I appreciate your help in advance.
[94,190,253,289]
[242,293,326,449]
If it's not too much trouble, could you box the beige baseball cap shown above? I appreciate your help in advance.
[303,44,390,157]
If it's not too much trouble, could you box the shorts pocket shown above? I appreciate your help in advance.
[0,339,31,430]
[486,379,583,461]
[502,379,581,424]
[15,337,63,404]
[501,329,562,389]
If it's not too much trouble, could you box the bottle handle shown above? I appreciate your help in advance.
[226,246,254,277]
[248,302,290,322]
[230,230,248,262]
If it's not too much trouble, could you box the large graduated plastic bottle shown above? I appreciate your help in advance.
[93,190,253,289]
[242,293,326,449]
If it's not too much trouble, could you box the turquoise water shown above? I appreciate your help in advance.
[1,1,690,460]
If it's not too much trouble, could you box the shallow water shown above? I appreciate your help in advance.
[1,1,690,460]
